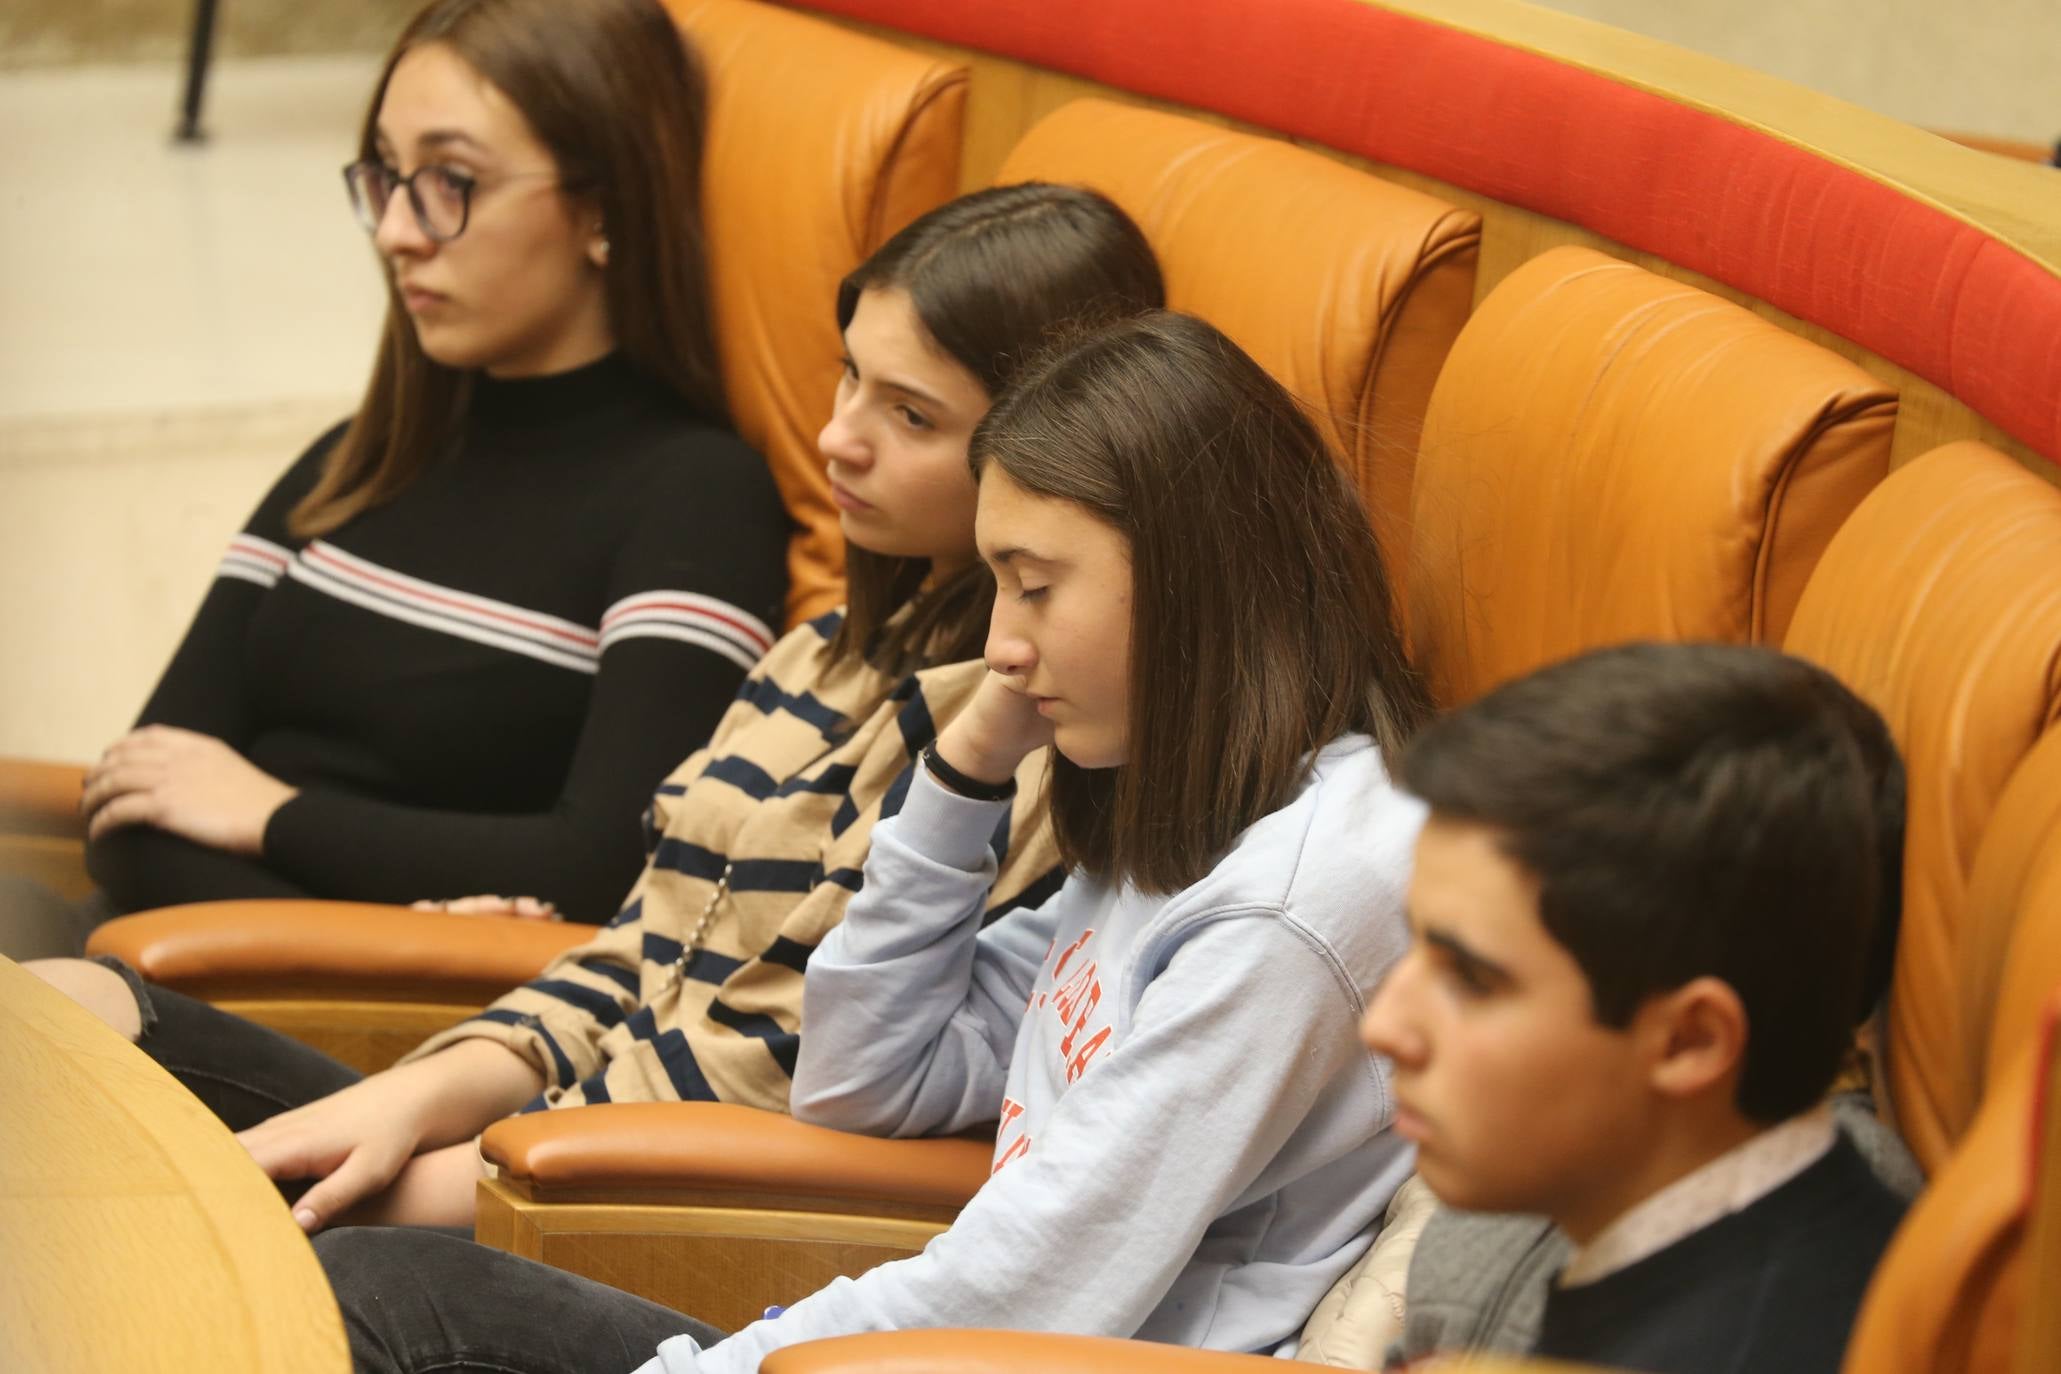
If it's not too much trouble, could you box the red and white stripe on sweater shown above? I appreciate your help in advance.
[213,536,774,674]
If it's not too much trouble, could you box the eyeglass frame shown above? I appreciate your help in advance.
[342,157,563,244]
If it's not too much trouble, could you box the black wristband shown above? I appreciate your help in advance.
[922,742,1018,802]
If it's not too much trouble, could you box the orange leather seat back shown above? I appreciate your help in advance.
[1407,244,1895,707]
[668,0,967,626]
[2031,1005,2061,1372]
[995,98,1480,565]
[1842,989,2060,1374]
[1783,442,2061,1173]
[1963,728,2061,1126]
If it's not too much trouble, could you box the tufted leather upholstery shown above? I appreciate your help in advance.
[1783,442,2061,1173]
[994,98,1479,565]
[1406,244,1895,707]
[1842,988,2060,1374]
[1968,730,2061,1109]
[670,0,967,625]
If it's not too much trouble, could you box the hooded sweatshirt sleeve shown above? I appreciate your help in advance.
[635,909,1383,1374]
[641,767,1394,1374]
[787,764,1065,1138]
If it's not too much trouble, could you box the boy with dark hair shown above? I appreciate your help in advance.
[1361,642,1907,1374]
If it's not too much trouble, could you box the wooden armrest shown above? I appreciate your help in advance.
[475,1104,991,1330]
[0,758,91,900]
[0,757,87,839]
[85,900,593,1000]
[764,1332,1608,1373]
[482,1101,993,1213]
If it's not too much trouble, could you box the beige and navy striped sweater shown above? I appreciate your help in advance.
[404,609,1062,1113]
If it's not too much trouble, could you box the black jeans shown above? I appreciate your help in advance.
[94,954,362,1134]
[316,1227,725,1373]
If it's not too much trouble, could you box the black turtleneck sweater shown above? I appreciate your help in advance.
[86,355,789,921]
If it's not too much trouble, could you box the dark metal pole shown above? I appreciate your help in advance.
[175,0,222,143]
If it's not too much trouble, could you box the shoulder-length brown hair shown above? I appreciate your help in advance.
[291,0,724,538]
[826,182,1164,675]
[971,310,1435,893]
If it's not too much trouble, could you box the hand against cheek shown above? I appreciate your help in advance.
[80,725,298,855]
[932,670,1056,787]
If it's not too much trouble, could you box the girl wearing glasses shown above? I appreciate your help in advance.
[65,0,788,932]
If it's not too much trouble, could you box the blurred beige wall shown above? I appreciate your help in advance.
[0,59,384,762]
[8,0,2060,148]
[1537,0,2058,145]
[2,0,418,68]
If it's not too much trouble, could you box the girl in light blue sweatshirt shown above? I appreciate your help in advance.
[635,309,1435,1371]
[321,310,1434,1374]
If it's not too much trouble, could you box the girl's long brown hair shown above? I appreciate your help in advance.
[825,182,1164,676]
[971,310,1436,893]
[291,0,723,537]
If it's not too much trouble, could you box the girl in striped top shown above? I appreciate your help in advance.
[33,180,1168,1237]
[320,309,1435,1374]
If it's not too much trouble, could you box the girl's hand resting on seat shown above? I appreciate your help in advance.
[237,1069,441,1233]
[79,725,297,854]
[236,1039,544,1232]
[411,894,562,921]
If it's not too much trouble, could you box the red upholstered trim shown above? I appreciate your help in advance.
[781,0,2061,463]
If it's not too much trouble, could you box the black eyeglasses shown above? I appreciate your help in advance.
[343,158,558,244]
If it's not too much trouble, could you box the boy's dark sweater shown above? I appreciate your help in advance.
[1533,1134,1904,1374]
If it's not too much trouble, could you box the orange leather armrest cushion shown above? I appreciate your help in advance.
[763,1331,1610,1373]
[0,758,87,838]
[84,901,594,991]
[481,1101,993,1211]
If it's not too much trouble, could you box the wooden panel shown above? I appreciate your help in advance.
[0,757,91,900]
[0,758,88,837]
[477,1177,947,1331]
[809,16,2055,484]
[535,1230,925,1331]
[0,834,91,901]
[1935,132,2057,166]
[216,997,481,1075]
[0,956,347,1373]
